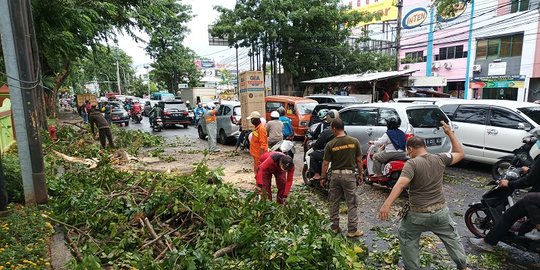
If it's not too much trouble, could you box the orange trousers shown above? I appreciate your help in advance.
[252,155,261,173]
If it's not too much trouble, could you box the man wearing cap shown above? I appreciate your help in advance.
[256,151,295,204]
[266,111,284,148]
[205,102,219,152]
[248,111,268,172]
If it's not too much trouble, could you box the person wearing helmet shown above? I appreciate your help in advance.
[277,107,293,139]
[204,102,219,152]
[309,109,340,180]
[368,117,407,177]
[148,103,163,127]
[266,111,284,148]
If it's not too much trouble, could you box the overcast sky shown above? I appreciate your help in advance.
[118,0,237,67]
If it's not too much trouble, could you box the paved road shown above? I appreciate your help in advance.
[125,117,540,269]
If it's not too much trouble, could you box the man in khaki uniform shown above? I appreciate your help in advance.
[321,118,364,238]
[379,122,470,270]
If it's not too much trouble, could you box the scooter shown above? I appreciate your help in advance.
[362,144,407,188]
[131,111,143,124]
[465,167,540,253]
[151,117,163,132]
[492,134,539,180]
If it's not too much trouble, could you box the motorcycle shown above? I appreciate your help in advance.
[465,167,540,253]
[151,117,163,132]
[131,111,143,124]
[362,144,407,188]
[492,134,539,180]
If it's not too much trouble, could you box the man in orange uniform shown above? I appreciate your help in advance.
[205,102,219,152]
[248,111,268,172]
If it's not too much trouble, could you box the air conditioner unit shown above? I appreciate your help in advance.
[472,64,482,72]
[432,62,441,69]
[432,72,439,77]
[444,62,453,69]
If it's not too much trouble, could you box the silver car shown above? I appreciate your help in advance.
[339,103,452,155]
[198,101,241,144]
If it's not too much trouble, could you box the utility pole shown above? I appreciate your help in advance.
[0,0,48,204]
[395,0,404,71]
[235,44,239,99]
[116,59,122,95]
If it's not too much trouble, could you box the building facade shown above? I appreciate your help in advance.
[398,0,540,101]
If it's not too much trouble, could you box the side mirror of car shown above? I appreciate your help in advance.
[518,122,532,131]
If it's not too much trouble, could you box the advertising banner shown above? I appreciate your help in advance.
[349,0,398,26]
[471,75,526,88]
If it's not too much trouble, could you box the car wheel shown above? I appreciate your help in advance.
[183,124,188,129]
[218,129,227,145]
[124,121,129,126]
[198,126,206,140]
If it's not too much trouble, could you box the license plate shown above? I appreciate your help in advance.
[425,138,442,146]
[112,117,119,120]
[173,113,179,117]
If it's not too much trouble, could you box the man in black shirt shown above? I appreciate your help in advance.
[88,106,115,148]
[309,110,339,180]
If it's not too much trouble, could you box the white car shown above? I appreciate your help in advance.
[339,103,452,155]
[435,99,540,164]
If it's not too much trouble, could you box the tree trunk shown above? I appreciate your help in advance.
[47,60,71,118]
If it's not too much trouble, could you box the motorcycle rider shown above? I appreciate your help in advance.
[148,103,163,127]
[194,103,205,127]
[311,109,330,140]
[309,109,339,181]
[471,128,540,249]
[131,101,142,120]
[266,111,284,148]
[368,117,407,177]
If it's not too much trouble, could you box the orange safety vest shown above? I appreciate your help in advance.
[205,110,217,123]
[250,123,268,157]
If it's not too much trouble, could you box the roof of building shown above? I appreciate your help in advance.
[301,70,419,84]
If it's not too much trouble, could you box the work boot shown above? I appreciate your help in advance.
[525,228,540,240]
[346,230,364,238]
[331,227,341,234]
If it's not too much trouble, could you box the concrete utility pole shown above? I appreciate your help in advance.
[395,0,403,70]
[116,59,122,95]
[0,0,48,204]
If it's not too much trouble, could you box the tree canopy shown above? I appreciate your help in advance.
[211,0,378,92]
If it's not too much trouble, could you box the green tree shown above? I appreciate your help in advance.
[142,0,200,93]
[211,0,375,93]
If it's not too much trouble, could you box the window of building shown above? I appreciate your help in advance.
[476,34,524,60]
[511,0,530,13]
[404,51,424,64]
[439,45,465,60]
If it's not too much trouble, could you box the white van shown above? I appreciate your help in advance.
[436,99,540,164]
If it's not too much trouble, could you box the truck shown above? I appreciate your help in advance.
[151,91,175,101]
[75,93,98,107]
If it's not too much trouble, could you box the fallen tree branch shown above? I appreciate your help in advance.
[65,232,83,262]
[52,150,98,169]
[213,244,239,258]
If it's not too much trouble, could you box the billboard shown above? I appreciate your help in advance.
[348,0,398,26]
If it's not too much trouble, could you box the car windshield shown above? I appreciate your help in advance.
[163,103,187,112]
[233,106,241,116]
[518,107,540,125]
[406,108,449,128]
[296,102,317,115]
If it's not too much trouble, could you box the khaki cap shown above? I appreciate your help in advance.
[247,111,261,120]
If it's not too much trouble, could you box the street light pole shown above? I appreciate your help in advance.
[116,59,122,95]
[144,64,151,97]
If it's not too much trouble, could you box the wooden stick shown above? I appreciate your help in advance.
[65,232,83,261]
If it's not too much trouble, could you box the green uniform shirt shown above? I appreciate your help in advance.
[323,135,362,170]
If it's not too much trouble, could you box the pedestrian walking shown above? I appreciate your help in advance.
[256,151,294,204]
[248,111,268,173]
[379,121,470,270]
[320,118,364,238]
[205,102,219,152]
[266,111,283,148]
[88,106,115,149]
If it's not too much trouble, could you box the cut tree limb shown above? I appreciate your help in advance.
[213,244,239,258]
[52,150,98,169]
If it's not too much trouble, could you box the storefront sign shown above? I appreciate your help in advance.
[406,76,447,87]
[471,75,525,88]
[349,0,398,26]
[488,62,507,76]
[402,7,428,29]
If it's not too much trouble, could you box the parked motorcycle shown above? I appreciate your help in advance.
[362,144,407,188]
[492,134,539,180]
[465,168,540,253]
[151,117,163,132]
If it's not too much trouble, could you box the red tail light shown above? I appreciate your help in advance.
[164,111,172,116]
[182,111,189,115]
[405,124,414,141]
